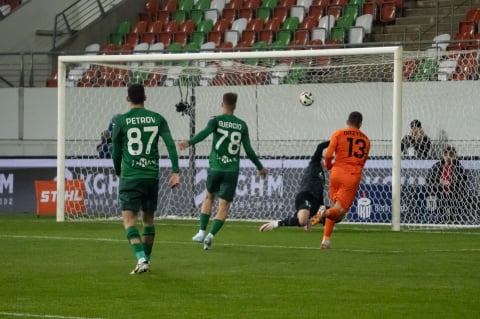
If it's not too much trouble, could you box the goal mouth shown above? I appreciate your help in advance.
[56,47,480,230]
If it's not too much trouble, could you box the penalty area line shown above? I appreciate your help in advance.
[0,311,106,319]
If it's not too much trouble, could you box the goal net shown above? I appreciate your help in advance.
[56,47,479,229]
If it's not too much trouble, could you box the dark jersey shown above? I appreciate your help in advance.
[188,114,263,172]
[112,107,179,179]
[297,141,330,200]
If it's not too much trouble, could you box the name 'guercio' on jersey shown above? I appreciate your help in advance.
[218,120,242,130]
[126,116,156,125]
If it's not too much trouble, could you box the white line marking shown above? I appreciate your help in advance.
[0,311,105,319]
[1,234,479,254]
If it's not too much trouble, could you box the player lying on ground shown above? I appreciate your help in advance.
[259,141,330,232]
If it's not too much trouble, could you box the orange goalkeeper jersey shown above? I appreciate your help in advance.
[325,127,370,175]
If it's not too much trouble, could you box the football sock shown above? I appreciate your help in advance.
[126,226,146,261]
[279,216,300,227]
[210,219,225,235]
[326,207,341,221]
[142,225,155,262]
[199,213,210,231]
[323,218,334,242]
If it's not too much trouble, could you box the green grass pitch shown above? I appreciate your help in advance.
[0,213,479,319]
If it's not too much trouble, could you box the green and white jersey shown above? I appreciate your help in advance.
[112,107,179,179]
[189,114,263,172]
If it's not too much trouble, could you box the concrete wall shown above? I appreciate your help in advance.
[1,81,479,157]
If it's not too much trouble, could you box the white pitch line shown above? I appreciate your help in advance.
[1,234,479,254]
[0,311,105,319]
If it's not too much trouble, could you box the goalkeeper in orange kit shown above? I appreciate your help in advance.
[312,111,370,249]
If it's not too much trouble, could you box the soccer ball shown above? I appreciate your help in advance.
[299,91,314,107]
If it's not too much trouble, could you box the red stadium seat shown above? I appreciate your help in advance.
[379,2,396,24]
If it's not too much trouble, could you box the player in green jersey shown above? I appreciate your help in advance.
[178,92,267,250]
[112,84,180,274]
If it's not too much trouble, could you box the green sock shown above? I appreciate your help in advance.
[210,219,225,235]
[142,225,155,262]
[199,213,210,231]
[126,226,146,261]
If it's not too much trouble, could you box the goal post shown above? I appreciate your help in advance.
[56,47,404,228]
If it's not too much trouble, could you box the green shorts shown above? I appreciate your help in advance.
[119,178,159,213]
[206,171,239,202]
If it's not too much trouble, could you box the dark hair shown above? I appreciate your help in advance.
[223,92,237,107]
[347,111,363,128]
[443,145,456,155]
[410,119,422,128]
[128,84,146,104]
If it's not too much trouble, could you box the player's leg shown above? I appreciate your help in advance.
[259,192,311,231]
[203,172,238,250]
[192,171,219,242]
[141,179,159,263]
[321,176,359,249]
[119,179,149,273]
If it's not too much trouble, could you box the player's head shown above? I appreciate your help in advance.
[442,145,456,165]
[127,84,146,105]
[222,92,237,112]
[410,119,422,129]
[347,111,363,128]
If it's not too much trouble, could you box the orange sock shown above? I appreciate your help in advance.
[323,218,335,242]
[326,207,341,220]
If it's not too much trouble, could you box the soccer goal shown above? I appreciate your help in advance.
[56,46,478,229]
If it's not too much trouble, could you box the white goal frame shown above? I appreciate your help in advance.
[56,46,403,230]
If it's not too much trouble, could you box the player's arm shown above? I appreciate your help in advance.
[178,118,216,150]
[111,116,122,176]
[324,134,338,170]
[241,127,266,177]
[311,140,330,163]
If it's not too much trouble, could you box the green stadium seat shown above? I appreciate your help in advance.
[245,41,268,65]
[178,0,194,12]
[413,59,437,81]
[282,17,300,33]
[172,10,188,23]
[194,0,210,11]
[189,9,204,26]
[330,27,346,42]
[256,7,271,22]
[184,41,201,52]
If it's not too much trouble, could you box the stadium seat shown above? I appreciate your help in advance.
[457,21,476,38]
[125,20,148,46]
[273,6,289,23]
[141,20,164,44]
[326,5,343,21]
[291,28,309,47]
[148,42,165,53]
[380,2,396,24]
[210,0,227,14]
[279,0,296,9]
[296,0,313,12]
[180,19,196,37]
[133,42,149,54]
[348,26,364,44]
[437,55,459,81]
[464,7,480,23]
[157,32,173,47]
[237,30,257,48]
[178,0,194,12]
[226,0,243,10]
[238,8,254,21]
[413,59,437,81]
[362,2,378,22]
[143,0,160,21]
[256,7,271,23]
[0,4,11,17]
[355,14,373,38]
[402,59,419,81]
[431,33,451,51]
[191,31,207,45]
[311,27,327,43]
[189,9,203,26]
[247,18,265,31]
[109,20,131,46]
[194,0,210,11]
[318,15,335,34]
[165,20,181,33]
[282,17,300,34]
[222,8,237,25]
[101,43,117,54]
[200,41,216,51]
[204,8,220,24]
[299,15,319,31]
[244,0,262,10]
[173,31,189,46]
[119,43,134,54]
[330,26,345,42]
[452,52,478,81]
[270,63,290,84]
[184,41,201,52]
[290,5,305,23]
[344,4,359,21]
[307,5,323,19]
[172,10,188,23]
